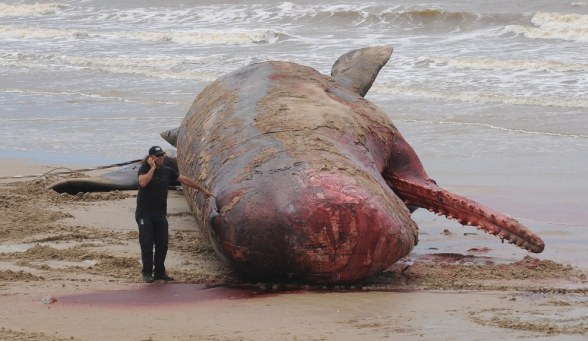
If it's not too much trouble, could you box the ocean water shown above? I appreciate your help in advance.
[1,0,587,266]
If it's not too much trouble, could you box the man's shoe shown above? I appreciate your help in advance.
[142,274,155,283]
[154,274,175,282]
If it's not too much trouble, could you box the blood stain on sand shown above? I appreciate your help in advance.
[58,284,275,307]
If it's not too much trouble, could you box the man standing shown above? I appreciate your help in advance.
[135,146,211,283]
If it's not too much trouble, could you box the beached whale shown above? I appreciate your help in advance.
[49,46,544,283]
[166,46,544,283]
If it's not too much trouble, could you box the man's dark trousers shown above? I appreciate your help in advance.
[136,212,169,277]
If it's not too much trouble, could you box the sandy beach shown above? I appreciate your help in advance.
[0,157,586,340]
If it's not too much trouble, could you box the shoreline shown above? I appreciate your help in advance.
[1,157,586,340]
[0,149,125,170]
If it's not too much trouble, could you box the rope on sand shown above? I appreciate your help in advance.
[0,159,142,180]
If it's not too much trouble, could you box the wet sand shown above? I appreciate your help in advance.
[0,158,586,340]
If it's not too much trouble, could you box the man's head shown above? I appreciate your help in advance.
[148,146,166,167]
[149,146,165,156]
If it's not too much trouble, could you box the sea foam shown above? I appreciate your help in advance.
[424,56,588,72]
[505,12,588,42]
[0,24,283,45]
[374,83,588,109]
[0,2,66,17]
[0,52,223,81]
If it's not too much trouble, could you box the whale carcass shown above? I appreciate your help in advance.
[162,46,544,284]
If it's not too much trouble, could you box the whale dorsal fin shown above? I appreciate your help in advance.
[331,46,393,97]
[161,127,179,147]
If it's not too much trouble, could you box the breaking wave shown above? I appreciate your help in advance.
[0,2,68,17]
[0,25,284,45]
[505,12,588,42]
[0,1,504,32]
